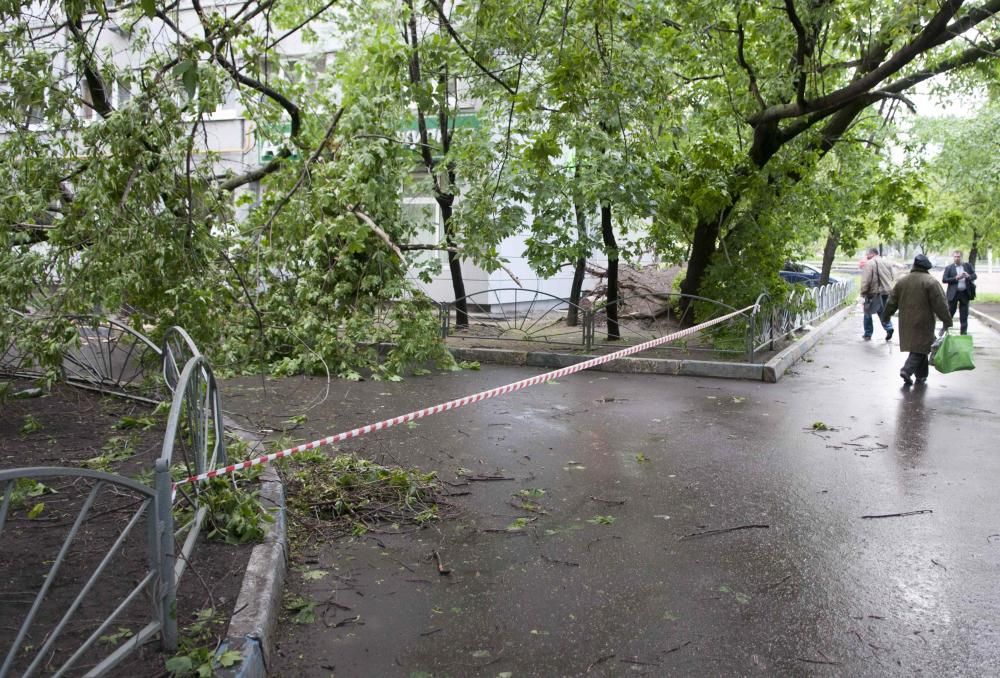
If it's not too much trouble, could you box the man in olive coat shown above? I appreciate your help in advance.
[881,254,952,386]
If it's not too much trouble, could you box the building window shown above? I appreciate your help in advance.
[402,198,443,270]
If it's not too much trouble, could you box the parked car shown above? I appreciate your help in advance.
[779,263,838,287]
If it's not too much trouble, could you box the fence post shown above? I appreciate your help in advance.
[154,459,177,651]
[581,298,593,351]
[440,302,451,339]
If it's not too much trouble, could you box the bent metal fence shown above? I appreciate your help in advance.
[1,317,226,677]
[1,312,163,403]
[440,287,590,348]
[443,283,853,361]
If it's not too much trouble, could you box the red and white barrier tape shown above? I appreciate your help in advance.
[174,304,753,491]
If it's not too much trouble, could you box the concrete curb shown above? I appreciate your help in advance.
[216,424,287,678]
[761,303,854,382]
[971,307,1000,333]
[445,304,853,383]
[447,346,765,381]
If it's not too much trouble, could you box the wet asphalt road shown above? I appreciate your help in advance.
[223,309,1000,677]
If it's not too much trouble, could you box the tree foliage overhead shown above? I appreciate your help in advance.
[432,0,1000,315]
[3,0,1000,380]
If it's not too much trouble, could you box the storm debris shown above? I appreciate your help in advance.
[860,509,932,519]
[680,524,769,539]
[433,550,451,575]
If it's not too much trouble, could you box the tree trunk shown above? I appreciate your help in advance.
[601,202,620,340]
[566,198,587,326]
[678,97,868,309]
[678,213,723,324]
[438,194,468,327]
[969,230,980,269]
[819,229,840,286]
[405,1,468,328]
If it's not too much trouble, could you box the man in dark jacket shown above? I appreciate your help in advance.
[942,250,977,335]
[882,254,952,386]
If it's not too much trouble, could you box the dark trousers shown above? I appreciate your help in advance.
[902,352,929,380]
[948,291,970,334]
[863,294,892,337]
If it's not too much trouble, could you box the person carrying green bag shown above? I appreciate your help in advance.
[932,331,975,373]
[881,253,952,387]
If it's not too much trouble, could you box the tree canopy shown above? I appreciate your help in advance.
[2,0,999,379]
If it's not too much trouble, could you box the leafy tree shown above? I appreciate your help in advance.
[0,0,457,378]
[906,102,1000,267]
[435,1,1000,319]
[451,0,672,337]
[661,0,1000,313]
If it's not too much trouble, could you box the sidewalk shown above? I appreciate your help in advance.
[221,305,999,677]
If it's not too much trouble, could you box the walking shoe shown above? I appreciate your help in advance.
[885,329,894,341]
[900,370,913,386]
[915,377,927,385]
[862,334,872,340]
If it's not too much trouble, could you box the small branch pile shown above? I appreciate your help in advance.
[281,452,454,538]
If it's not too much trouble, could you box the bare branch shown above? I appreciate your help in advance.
[268,0,343,49]
[351,209,408,265]
[880,32,1000,95]
[399,244,523,287]
[424,0,518,96]
[736,18,766,110]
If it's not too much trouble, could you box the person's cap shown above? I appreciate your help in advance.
[913,254,933,270]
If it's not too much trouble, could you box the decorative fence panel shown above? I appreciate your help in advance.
[442,288,589,349]
[1,315,227,675]
[749,280,854,360]
[444,283,852,362]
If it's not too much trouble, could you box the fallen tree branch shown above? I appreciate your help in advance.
[351,209,408,265]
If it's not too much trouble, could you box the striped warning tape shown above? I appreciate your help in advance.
[173,304,754,491]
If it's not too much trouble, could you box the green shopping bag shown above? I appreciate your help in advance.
[933,331,975,374]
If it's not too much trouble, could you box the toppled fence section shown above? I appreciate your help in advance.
[1,316,228,676]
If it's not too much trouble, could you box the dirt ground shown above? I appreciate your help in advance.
[0,379,249,676]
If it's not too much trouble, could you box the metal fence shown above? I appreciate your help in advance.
[1,313,163,403]
[748,280,855,360]
[442,282,854,362]
[1,317,226,676]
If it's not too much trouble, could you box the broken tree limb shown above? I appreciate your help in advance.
[351,208,408,265]
[432,550,451,575]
